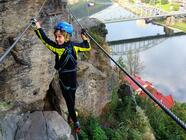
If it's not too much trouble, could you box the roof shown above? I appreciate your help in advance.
[124,75,174,108]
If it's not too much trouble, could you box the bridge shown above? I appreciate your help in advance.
[108,32,186,55]
[90,3,186,23]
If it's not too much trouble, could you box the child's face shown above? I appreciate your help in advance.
[54,30,65,45]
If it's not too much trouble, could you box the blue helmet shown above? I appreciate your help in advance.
[54,21,73,36]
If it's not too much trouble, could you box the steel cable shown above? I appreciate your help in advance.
[67,5,186,131]
[0,0,48,63]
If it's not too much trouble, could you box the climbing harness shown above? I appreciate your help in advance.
[58,46,77,73]
[58,44,78,90]
[59,79,76,91]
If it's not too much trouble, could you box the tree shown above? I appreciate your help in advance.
[116,51,144,77]
[116,56,127,81]
[141,0,151,3]
[161,0,168,5]
[126,50,144,76]
[149,0,159,5]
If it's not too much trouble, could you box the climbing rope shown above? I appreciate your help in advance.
[0,0,48,64]
[67,6,186,131]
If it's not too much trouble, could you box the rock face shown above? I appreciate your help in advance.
[0,0,117,113]
[44,61,118,117]
[15,111,72,140]
[0,110,73,140]
[0,0,67,103]
[0,0,119,139]
[76,61,114,116]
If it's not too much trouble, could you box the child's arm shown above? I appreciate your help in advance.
[74,29,91,52]
[32,20,64,54]
[74,40,91,52]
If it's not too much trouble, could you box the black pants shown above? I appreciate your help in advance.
[59,71,77,123]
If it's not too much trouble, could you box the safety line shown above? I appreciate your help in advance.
[67,5,186,131]
[36,0,48,19]
[0,0,48,64]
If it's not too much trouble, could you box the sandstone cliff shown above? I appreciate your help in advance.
[0,0,118,139]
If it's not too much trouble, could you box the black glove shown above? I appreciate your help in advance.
[30,18,37,28]
[81,28,86,35]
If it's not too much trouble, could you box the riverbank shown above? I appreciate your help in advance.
[116,1,186,32]
[154,19,186,32]
[170,21,186,32]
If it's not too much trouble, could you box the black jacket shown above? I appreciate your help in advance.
[35,28,91,72]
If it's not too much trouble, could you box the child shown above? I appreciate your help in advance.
[31,19,91,133]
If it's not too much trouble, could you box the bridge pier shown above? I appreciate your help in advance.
[165,16,176,26]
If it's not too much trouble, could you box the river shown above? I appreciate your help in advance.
[105,8,186,102]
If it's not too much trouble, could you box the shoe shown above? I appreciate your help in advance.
[74,121,80,133]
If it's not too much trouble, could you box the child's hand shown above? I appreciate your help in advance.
[35,21,41,29]
[30,18,41,29]
[81,28,89,41]
[81,34,89,41]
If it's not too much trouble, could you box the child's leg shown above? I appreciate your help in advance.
[60,85,77,123]
[58,72,80,132]
[66,89,77,123]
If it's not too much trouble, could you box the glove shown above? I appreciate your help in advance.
[81,28,89,41]
[81,28,86,35]
[30,18,37,29]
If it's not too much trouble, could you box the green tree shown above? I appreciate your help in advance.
[137,98,186,139]
[142,0,151,3]
[161,0,168,5]
[116,52,144,76]
[80,117,108,140]
[149,0,159,5]
[117,56,126,69]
